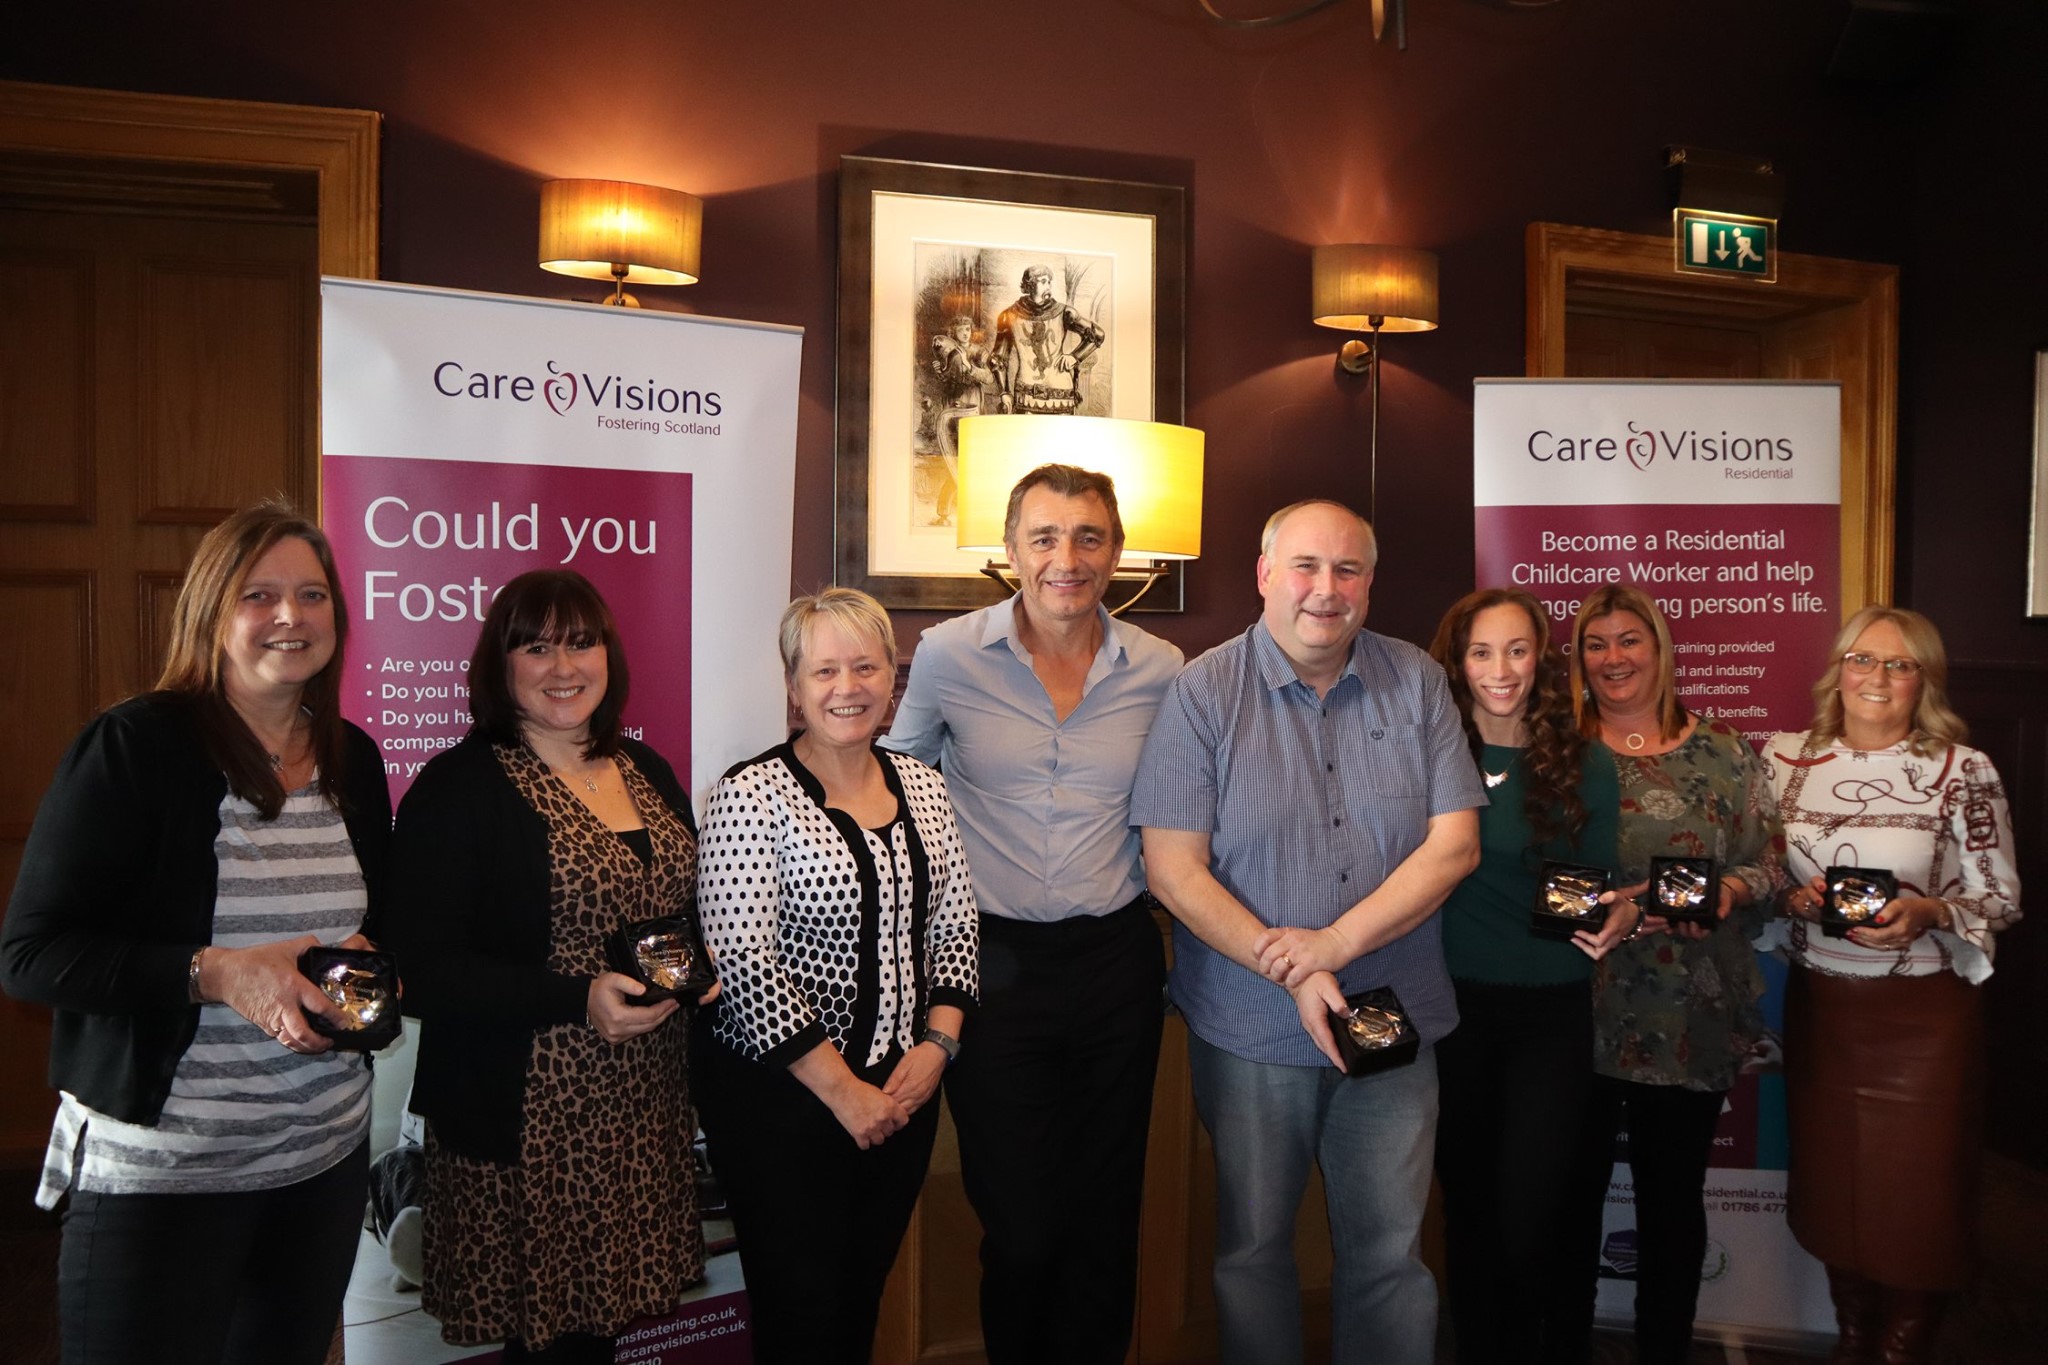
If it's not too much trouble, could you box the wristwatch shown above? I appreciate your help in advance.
[920,1027,961,1066]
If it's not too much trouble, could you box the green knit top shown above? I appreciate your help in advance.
[1441,741,1621,987]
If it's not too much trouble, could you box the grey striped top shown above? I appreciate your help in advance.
[36,782,372,1207]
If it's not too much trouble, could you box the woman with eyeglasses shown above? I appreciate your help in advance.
[1763,607,2019,1365]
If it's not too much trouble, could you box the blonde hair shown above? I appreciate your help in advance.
[779,587,897,679]
[1569,585,1684,740]
[1807,605,1966,755]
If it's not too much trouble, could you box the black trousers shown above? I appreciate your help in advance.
[1434,978,1595,1365]
[943,901,1166,1365]
[57,1139,368,1365]
[693,1033,940,1365]
[1558,1075,1728,1365]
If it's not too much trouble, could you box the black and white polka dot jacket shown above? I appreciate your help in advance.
[699,741,979,1069]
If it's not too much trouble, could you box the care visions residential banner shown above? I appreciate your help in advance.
[1473,379,1840,1345]
[1474,379,1841,748]
[321,278,802,806]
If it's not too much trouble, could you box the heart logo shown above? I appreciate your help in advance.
[1625,422,1655,472]
[543,364,577,415]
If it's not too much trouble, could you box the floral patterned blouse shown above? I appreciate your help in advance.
[1592,716,1787,1092]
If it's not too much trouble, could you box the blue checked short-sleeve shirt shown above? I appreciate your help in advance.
[1132,622,1486,1066]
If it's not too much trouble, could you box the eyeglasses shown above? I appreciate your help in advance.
[1841,651,1921,678]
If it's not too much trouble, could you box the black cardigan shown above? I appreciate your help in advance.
[0,693,393,1125]
[385,731,697,1164]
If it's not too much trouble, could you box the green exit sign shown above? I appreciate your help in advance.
[1674,209,1777,283]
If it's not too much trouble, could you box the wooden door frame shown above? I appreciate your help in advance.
[1525,221,1898,610]
[0,79,379,281]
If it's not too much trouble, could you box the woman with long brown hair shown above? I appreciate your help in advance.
[1426,587,1632,1364]
[2,500,391,1365]
[1764,606,2019,1363]
[1562,584,1785,1365]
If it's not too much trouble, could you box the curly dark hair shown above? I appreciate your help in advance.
[1427,588,1589,845]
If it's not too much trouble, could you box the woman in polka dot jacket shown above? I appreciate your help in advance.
[690,587,979,1365]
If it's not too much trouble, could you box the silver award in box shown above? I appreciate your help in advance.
[1646,855,1719,928]
[1531,861,1611,940]
[1821,865,1896,938]
[297,946,401,1051]
[1328,986,1420,1077]
[606,907,715,1004]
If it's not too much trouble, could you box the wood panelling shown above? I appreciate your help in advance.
[0,575,95,838]
[0,249,93,520]
[0,573,93,1165]
[135,570,183,686]
[1567,314,1764,381]
[139,254,310,521]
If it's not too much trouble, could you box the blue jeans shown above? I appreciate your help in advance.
[1188,1033,1440,1365]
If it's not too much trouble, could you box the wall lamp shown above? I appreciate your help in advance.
[956,415,1204,615]
[1310,243,1439,518]
[538,178,702,307]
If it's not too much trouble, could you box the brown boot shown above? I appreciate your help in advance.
[1877,1289,1946,1365]
[1827,1265,1882,1364]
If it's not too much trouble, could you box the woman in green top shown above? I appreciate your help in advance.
[1564,584,1785,1365]
[1427,588,1631,1365]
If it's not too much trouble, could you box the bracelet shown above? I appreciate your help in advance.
[920,1027,961,1066]
[186,947,207,1004]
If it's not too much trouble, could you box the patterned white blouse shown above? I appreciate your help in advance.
[1761,731,2021,982]
[698,742,979,1069]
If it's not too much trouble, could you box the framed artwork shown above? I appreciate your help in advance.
[835,155,1186,610]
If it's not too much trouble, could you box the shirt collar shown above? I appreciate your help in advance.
[1250,619,1367,694]
[980,594,1128,680]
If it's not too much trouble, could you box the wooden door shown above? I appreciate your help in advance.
[0,193,321,1167]
[1525,221,1898,609]
[0,80,378,1176]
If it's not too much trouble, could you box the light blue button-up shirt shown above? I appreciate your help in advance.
[883,597,1183,923]
[1132,622,1487,1065]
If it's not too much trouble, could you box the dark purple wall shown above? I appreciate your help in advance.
[12,0,2047,1155]
[13,0,2041,657]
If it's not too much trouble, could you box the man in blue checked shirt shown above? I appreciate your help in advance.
[1133,499,1484,1365]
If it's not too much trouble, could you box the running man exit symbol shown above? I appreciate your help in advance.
[1673,209,1777,283]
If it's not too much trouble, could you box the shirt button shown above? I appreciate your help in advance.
[1340,873,1349,883]
[1333,818,1342,828]
[1325,763,1334,772]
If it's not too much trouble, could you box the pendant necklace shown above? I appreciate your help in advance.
[1623,732,1646,751]
[1482,761,1510,789]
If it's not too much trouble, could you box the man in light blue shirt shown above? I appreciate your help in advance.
[1133,499,1484,1365]
[885,463,1182,1365]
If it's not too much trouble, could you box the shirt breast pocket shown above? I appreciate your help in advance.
[1351,722,1428,801]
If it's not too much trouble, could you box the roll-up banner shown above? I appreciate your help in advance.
[1473,379,1840,1346]
[321,278,802,809]
[323,279,797,1363]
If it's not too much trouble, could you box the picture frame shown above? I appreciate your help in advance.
[835,155,1187,611]
[2030,351,2048,617]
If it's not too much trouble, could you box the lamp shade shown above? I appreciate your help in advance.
[538,178,702,285]
[1311,244,1438,332]
[955,416,1203,560]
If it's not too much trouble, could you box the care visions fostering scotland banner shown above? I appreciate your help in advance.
[1473,378,1840,1347]
[321,278,802,808]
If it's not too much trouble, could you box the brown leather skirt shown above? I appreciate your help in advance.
[1784,965,1984,1290]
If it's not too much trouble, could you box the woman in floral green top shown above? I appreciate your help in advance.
[1559,586,1785,1365]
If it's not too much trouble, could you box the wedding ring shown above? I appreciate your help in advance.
[1278,954,1293,970]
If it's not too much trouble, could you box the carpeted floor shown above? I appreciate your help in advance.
[4,1155,2043,1363]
